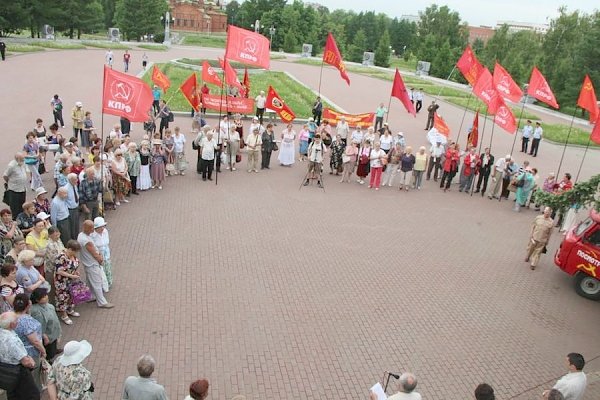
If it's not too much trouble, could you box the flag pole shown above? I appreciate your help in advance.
[556,108,579,178]
[575,137,592,183]
[509,95,529,156]
[455,93,473,145]
[215,62,227,186]
[386,94,393,123]
[100,66,106,216]
[317,58,325,96]
[436,65,457,98]
[470,108,487,197]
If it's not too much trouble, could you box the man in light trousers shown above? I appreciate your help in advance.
[77,220,114,308]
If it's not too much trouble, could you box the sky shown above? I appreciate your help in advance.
[306,0,598,26]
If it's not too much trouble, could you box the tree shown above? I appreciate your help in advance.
[472,38,484,54]
[347,29,367,63]
[114,0,167,41]
[389,18,417,56]
[102,0,117,28]
[282,30,297,53]
[374,29,391,67]
[0,0,28,36]
[226,0,240,26]
[58,0,105,39]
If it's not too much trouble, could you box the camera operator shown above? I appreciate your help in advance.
[303,134,326,188]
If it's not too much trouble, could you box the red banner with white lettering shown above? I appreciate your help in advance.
[456,45,484,86]
[493,62,523,103]
[489,96,517,134]
[527,66,559,109]
[323,33,350,85]
[201,94,254,114]
[202,60,222,87]
[323,108,374,128]
[472,68,499,109]
[102,66,153,122]
[225,25,270,69]
[265,86,295,123]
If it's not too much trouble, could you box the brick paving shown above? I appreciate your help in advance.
[1,47,600,400]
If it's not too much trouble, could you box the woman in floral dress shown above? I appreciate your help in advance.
[47,340,94,400]
[329,134,345,175]
[54,240,82,325]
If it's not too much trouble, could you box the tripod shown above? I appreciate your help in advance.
[299,162,325,191]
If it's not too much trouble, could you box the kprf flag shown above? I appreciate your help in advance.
[103,66,153,122]
[225,25,270,69]
[202,61,222,87]
[472,68,498,109]
[433,113,450,137]
[493,62,523,103]
[180,73,199,111]
[242,67,250,97]
[591,115,600,144]
[323,32,350,85]
[218,58,244,91]
[456,45,484,86]
[527,67,559,109]
[489,95,517,134]
[151,65,171,93]
[391,68,416,117]
[265,86,295,123]
[577,74,599,122]
[467,111,479,148]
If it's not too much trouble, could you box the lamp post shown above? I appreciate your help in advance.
[269,26,276,50]
[161,11,175,46]
[250,19,264,33]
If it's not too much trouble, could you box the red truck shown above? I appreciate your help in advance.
[555,210,600,300]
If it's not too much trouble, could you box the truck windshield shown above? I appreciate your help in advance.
[574,217,594,236]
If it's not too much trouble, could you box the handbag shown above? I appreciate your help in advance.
[168,112,174,122]
[2,184,8,206]
[272,142,279,151]
[165,163,175,172]
[236,154,242,163]
[103,189,114,204]
[179,158,189,171]
[38,162,46,174]
[342,154,351,163]
[69,280,93,305]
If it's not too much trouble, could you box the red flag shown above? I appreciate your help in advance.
[323,32,350,85]
[591,115,600,145]
[265,86,295,123]
[472,68,499,109]
[456,45,484,86]
[151,65,170,93]
[467,111,479,148]
[493,62,523,103]
[202,60,222,87]
[180,73,199,111]
[489,96,517,134]
[527,66,559,109]
[577,74,599,122]
[218,58,244,91]
[102,66,153,122]
[433,113,450,137]
[241,67,250,98]
[391,68,416,117]
[225,25,270,69]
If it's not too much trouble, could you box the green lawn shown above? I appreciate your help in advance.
[136,44,168,51]
[180,34,226,48]
[6,44,45,53]
[543,124,598,147]
[390,56,417,71]
[81,41,131,50]
[143,63,335,117]
[177,58,260,70]
[32,41,86,49]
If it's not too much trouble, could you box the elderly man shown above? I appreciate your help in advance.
[543,353,586,400]
[371,372,421,400]
[64,173,80,240]
[474,147,494,195]
[50,187,71,245]
[3,152,28,218]
[487,154,510,199]
[525,206,554,270]
[246,127,262,173]
[78,220,114,309]
[122,354,168,400]
[255,90,267,125]
[0,311,38,399]
[79,167,101,221]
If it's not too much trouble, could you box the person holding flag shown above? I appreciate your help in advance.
[458,146,480,193]
[439,143,460,192]
[425,101,439,130]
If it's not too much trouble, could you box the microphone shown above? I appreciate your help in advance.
[388,372,400,379]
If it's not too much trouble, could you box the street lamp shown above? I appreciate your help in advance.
[269,26,276,50]
[250,19,264,33]
[161,11,175,46]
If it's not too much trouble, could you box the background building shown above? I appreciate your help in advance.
[170,0,228,33]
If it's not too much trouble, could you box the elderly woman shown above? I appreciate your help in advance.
[34,118,48,163]
[26,218,48,276]
[329,134,345,175]
[225,124,241,171]
[298,124,310,161]
[124,142,141,196]
[16,249,49,294]
[278,123,297,167]
[44,226,64,305]
[513,168,536,212]
[382,142,402,187]
[24,131,44,190]
[30,287,62,361]
[70,156,84,180]
[138,140,153,191]
[33,187,51,215]
[14,293,46,389]
[1,208,23,264]
[340,142,358,183]
[163,129,175,176]
[92,217,112,289]
[440,143,460,192]
[399,146,416,192]
[16,201,37,236]
[151,139,166,189]
[413,146,428,190]
[173,126,187,175]
[54,240,81,325]
[368,142,386,190]
[186,379,210,400]
[57,163,70,188]
[0,263,25,312]
[5,236,26,265]
[356,140,372,185]
[87,145,100,166]
[111,148,131,206]
[47,339,94,400]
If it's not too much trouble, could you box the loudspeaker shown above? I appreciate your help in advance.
[362,52,374,66]
[108,28,120,42]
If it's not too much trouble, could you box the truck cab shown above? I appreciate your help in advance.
[555,210,600,300]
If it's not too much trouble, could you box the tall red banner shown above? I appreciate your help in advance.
[323,33,350,85]
[103,66,153,122]
[202,60,222,87]
[591,116,600,145]
[151,65,171,93]
[180,73,199,111]
[577,75,599,122]
[490,96,517,134]
[201,94,254,114]
[467,111,479,148]
[391,68,416,117]
[323,109,374,127]
[225,25,270,70]
[218,58,244,91]
[493,62,523,103]
[472,68,498,109]
[527,66,559,109]
[265,86,295,123]
[456,45,484,86]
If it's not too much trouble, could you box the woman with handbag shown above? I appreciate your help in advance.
[173,127,187,175]
[111,149,131,206]
[46,340,95,400]
[399,146,416,191]
[23,131,44,191]
[340,142,358,183]
[163,129,175,176]
[54,240,82,325]
[124,142,141,196]
[92,217,112,290]
[382,142,402,187]
[356,141,372,185]
[439,143,460,192]
[13,293,46,390]
[328,134,344,174]
[368,141,386,190]
[1,263,25,312]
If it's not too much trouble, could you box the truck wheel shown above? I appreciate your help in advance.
[575,273,600,300]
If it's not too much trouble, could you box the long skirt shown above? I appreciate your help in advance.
[28,163,43,190]
[102,258,113,288]
[137,165,152,190]
[356,162,370,178]
[278,141,295,165]
[299,140,309,155]
[150,162,165,182]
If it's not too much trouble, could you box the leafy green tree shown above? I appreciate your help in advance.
[282,30,297,52]
[472,38,485,55]
[0,0,29,36]
[389,18,416,56]
[226,0,240,25]
[102,0,117,28]
[57,0,105,39]
[347,29,367,62]
[114,0,167,41]
[374,29,391,67]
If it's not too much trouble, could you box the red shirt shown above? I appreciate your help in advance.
[124,53,131,62]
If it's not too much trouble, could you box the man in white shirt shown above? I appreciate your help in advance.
[370,372,422,400]
[521,119,533,153]
[255,90,267,125]
[487,155,510,199]
[544,353,586,400]
[414,88,424,113]
[530,121,543,157]
[336,116,350,145]
[0,312,38,399]
[199,130,217,181]
[426,141,444,181]
[245,128,262,173]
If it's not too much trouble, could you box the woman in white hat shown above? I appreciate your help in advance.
[33,187,50,215]
[47,339,94,399]
[91,217,112,289]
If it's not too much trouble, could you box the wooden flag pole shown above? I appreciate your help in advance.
[455,93,474,145]
[556,108,579,178]
[470,108,488,197]
[509,95,528,156]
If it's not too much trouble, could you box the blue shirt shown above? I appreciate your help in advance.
[152,88,161,101]
[14,314,42,358]
[64,182,79,209]
[16,264,42,292]
[50,196,69,225]
[522,125,533,138]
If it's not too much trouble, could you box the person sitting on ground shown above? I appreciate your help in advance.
[122,354,169,400]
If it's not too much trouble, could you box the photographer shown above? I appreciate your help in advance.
[303,134,326,188]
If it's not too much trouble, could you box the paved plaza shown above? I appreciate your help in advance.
[1,46,600,399]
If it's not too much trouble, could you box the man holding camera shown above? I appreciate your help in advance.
[303,134,326,188]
